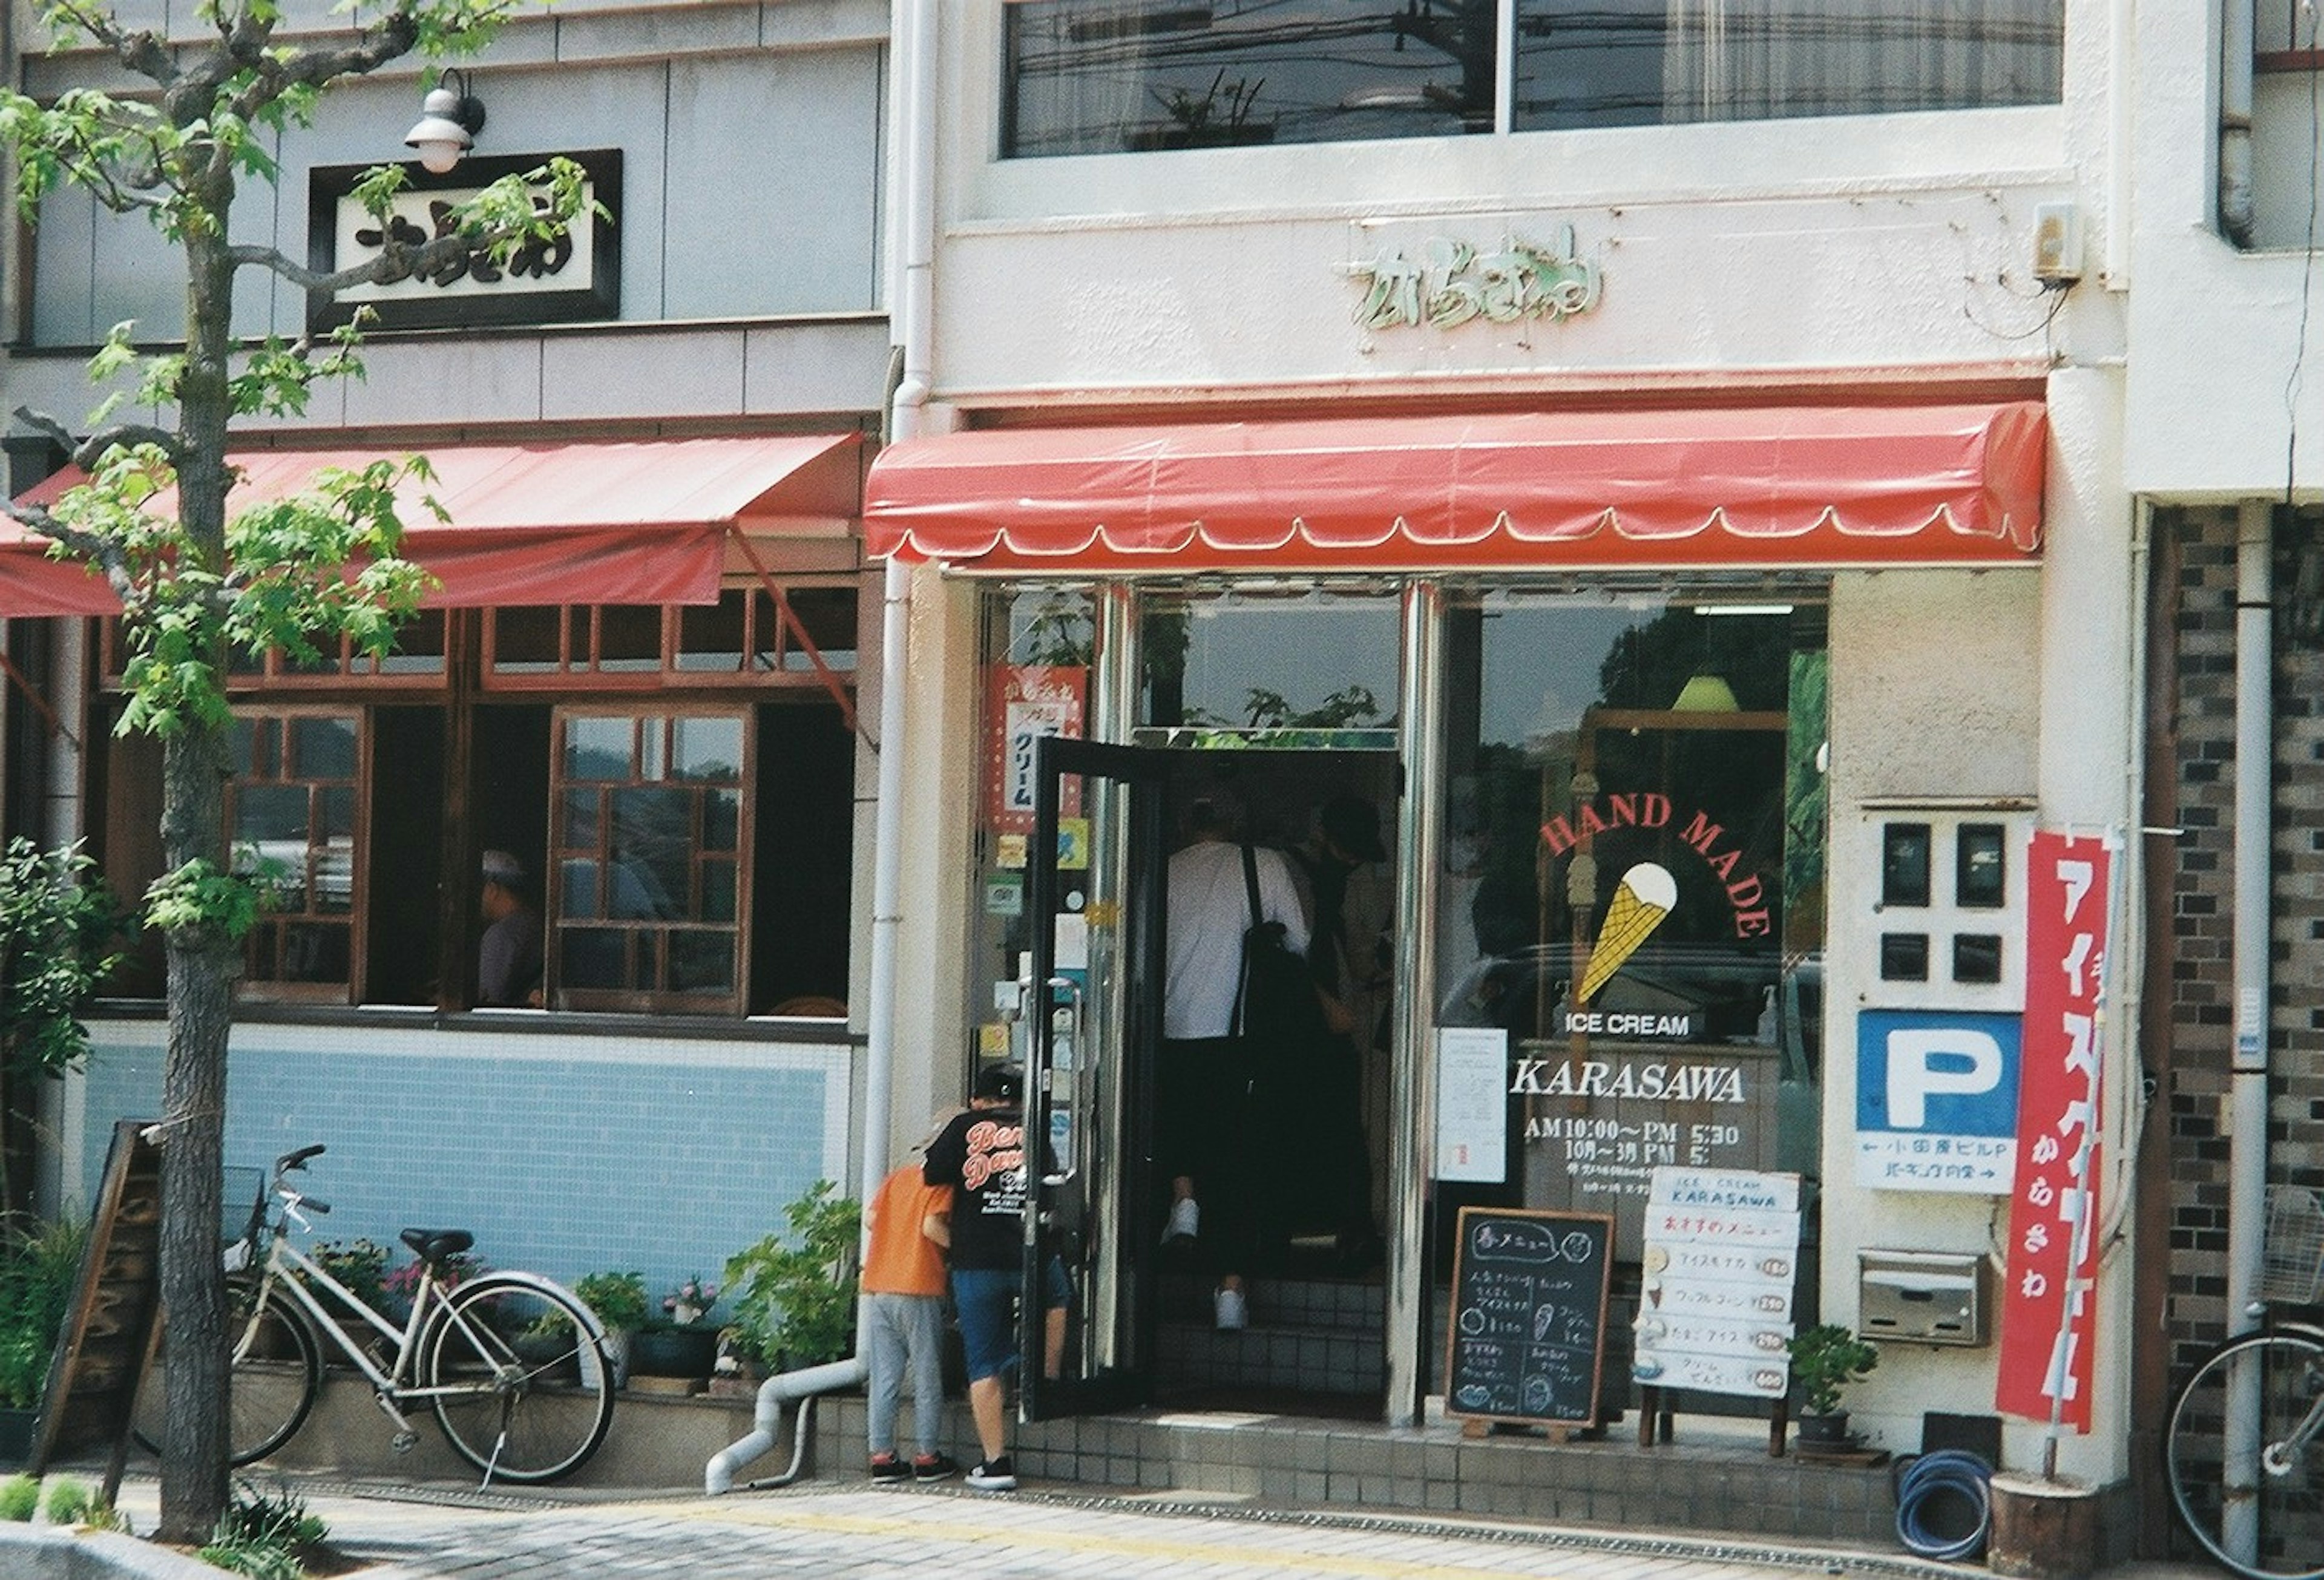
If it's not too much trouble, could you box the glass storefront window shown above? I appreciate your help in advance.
[1430,591,1828,1400]
[965,588,1101,1063]
[1140,589,1400,746]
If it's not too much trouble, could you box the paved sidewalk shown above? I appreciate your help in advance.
[98,1474,2218,1580]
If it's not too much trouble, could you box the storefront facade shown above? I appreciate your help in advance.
[0,0,893,1294]
[867,0,2142,1520]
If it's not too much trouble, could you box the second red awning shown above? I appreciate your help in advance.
[864,402,2045,572]
[1,433,862,617]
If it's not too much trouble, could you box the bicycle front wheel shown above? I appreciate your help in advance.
[2166,1328,2324,1580]
[426,1273,614,1483]
[131,1270,322,1467]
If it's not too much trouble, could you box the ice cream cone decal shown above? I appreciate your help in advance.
[1578,862,1676,1003]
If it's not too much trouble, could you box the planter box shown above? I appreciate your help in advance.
[628,1325,717,1379]
[0,1408,34,1469]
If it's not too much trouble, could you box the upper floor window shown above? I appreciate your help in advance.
[1002,0,2062,156]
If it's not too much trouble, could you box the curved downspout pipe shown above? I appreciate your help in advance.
[2221,499,2274,1562]
[707,0,938,1497]
[2222,0,2257,247]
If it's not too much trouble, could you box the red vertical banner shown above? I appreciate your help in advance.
[1994,831,2111,1429]
[982,666,1087,837]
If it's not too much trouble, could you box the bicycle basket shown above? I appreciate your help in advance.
[2259,1184,2324,1305]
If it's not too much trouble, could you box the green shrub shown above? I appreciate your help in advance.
[197,1478,329,1579]
[303,1238,390,1315]
[723,1180,861,1368]
[0,1473,36,1521]
[0,1214,89,1408]
[41,1476,87,1526]
[573,1271,649,1331]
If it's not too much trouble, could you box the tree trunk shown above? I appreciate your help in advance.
[153,220,238,1549]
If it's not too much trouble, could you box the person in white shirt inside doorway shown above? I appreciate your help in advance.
[1160,787,1310,1332]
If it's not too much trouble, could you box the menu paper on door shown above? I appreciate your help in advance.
[1435,1027,1509,1182]
[1632,1167,1800,1399]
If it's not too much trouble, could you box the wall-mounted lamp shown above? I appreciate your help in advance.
[404,68,486,175]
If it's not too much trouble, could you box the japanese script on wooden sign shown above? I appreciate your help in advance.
[1995,831,2110,1430]
[1632,1167,1800,1400]
[1443,1208,1613,1426]
[31,1120,165,1501]
[983,666,1086,837]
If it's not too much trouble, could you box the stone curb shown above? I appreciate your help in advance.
[0,1521,221,1579]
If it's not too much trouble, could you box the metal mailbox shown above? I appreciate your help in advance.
[1857,1250,1986,1346]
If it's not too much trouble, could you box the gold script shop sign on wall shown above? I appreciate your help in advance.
[1344,223,1603,332]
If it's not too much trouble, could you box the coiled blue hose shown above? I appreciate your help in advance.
[1895,1449,1993,1561]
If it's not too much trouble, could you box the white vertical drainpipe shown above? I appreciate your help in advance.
[2222,0,2257,247]
[705,0,938,1496]
[2222,498,2274,1561]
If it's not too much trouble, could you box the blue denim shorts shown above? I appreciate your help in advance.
[951,1260,1072,1383]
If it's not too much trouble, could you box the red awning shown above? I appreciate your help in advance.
[0,433,862,616]
[863,402,2045,573]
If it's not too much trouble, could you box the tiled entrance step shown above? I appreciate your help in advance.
[1154,1270,1384,1398]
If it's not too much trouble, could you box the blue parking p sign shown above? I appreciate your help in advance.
[1854,1009,2022,1195]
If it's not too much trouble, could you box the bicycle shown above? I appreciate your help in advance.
[2165,1184,2324,1579]
[131,1144,617,1485]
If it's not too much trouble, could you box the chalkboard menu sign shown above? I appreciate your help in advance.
[1443,1207,1613,1426]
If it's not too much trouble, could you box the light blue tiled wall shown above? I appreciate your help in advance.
[70,1023,852,1324]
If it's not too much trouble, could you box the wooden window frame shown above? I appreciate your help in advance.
[546,705,755,1016]
[227,706,370,1004]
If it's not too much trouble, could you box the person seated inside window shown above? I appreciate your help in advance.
[478,849,545,1008]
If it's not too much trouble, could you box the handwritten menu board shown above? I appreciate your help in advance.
[1444,1207,1613,1426]
[1632,1167,1800,1399]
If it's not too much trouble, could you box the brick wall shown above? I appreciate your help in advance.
[2160,504,2324,1368]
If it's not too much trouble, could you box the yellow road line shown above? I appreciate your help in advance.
[625,1500,1594,1579]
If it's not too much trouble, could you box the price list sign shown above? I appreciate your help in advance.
[1632,1167,1800,1399]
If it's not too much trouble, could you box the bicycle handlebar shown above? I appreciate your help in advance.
[275,1144,326,1175]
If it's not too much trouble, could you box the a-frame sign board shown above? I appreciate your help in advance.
[30,1120,165,1503]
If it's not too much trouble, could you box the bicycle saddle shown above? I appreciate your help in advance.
[401,1228,476,1263]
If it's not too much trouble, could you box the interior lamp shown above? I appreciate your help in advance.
[1671,674,1741,712]
[404,70,486,174]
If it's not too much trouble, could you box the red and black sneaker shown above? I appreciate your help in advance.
[912,1452,960,1483]
[870,1452,910,1483]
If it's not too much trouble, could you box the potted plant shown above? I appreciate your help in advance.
[722,1179,862,1373]
[663,1274,719,1329]
[0,1215,87,1464]
[574,1270,649,1386]
[1788,1323,1878,1450]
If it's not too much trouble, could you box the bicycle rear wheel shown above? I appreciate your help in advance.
[2166,1328,2324,1580]
[426,1273,614,1483]
[131,1271,322,1466]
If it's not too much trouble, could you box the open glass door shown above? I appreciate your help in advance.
[1021,735,1170,1418]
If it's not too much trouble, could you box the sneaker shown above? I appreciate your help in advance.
[1163,1196,1200,1245]
[1214,1285,1248,1331]
[966,1455,1017,1491]
[870,1452,909,1483]
[912,1452,960,1483]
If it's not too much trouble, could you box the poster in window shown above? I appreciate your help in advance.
[985,666,1087,836]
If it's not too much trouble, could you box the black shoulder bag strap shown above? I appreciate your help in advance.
[1233,843,1264,1039]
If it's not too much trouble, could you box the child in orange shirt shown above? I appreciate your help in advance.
[864,1121,957,1482]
